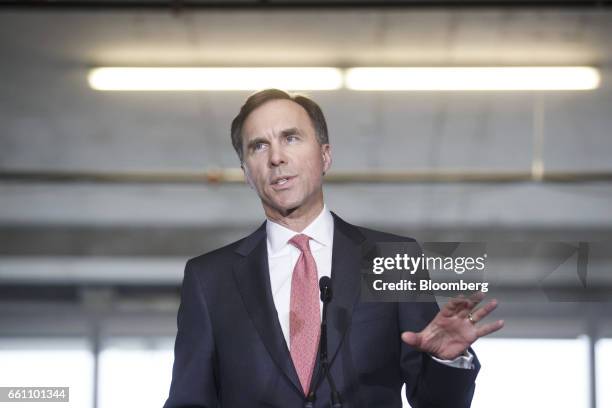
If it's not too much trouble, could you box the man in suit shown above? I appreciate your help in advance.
[164,89,503,408]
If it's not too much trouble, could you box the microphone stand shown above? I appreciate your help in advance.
[321,290,342,408]
[305,277,342,408]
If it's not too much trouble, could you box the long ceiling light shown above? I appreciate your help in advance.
[89,66,600,91]
[345,67,600,91]
[88,67,343,91]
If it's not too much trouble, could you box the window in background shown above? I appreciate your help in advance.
[596,338,612,408]
[0,337,94,408]
[98,337,174,408]
[402,337,590,408]
[470,337,590,408]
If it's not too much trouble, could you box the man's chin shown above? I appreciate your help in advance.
[277,204,299,217]
[263,200,300,217]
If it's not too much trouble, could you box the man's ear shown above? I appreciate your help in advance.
[321,144,332,175]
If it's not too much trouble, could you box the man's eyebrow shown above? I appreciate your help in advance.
[280,127,301,137]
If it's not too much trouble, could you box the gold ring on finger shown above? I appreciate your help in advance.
[468,312,476,324]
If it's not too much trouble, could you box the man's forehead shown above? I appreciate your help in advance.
[242,99,311,138]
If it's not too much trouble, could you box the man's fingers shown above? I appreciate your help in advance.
[445,297,470,316]
[476,320,505,338]
[458,291,487,318]
[444,291,489,318]
[467,291,486,308]
[457,297,474,318]
[401,331,422,349]
[470,299,498,323]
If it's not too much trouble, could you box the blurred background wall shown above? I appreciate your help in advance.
[0,1,611,407]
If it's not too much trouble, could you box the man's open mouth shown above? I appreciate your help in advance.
[271,176,295,186]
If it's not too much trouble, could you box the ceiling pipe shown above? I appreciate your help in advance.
[1,169,611,184]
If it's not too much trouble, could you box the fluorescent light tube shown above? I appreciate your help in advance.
[345,67,600,91]
[88,67,343,91]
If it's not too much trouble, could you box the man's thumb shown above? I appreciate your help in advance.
[401,331,422,348]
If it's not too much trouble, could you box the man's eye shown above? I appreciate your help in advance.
[286,134,298,143]
[254,142,267,151]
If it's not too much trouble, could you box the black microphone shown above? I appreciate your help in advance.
[317,276,342,408]
[320,276,333,303]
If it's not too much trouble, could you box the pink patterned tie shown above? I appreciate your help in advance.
[288,234,321,396]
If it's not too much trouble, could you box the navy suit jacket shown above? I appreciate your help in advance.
[164,212,480,408]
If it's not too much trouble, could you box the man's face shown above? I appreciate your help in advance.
[241,99,332,219]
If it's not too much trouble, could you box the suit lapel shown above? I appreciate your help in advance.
[232,222,303,395]
[326,212,366,365]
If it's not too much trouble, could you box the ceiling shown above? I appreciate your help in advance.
[1,7,612,66]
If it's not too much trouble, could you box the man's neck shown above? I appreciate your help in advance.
[264,201,325,233]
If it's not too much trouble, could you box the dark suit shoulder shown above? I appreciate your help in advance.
[187,237,244,267]
[355,225,417,244]
[331,211,418,245]
[184,223,264,283]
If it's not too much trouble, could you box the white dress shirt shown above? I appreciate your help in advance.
[265,205,473,369]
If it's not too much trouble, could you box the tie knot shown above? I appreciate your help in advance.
[289,234,311,253]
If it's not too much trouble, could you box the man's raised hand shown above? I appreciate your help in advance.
[401,292,504,360]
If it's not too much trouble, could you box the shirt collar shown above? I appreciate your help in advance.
[266,205,334,255]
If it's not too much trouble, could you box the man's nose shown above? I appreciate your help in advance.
[268,144,287,167]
